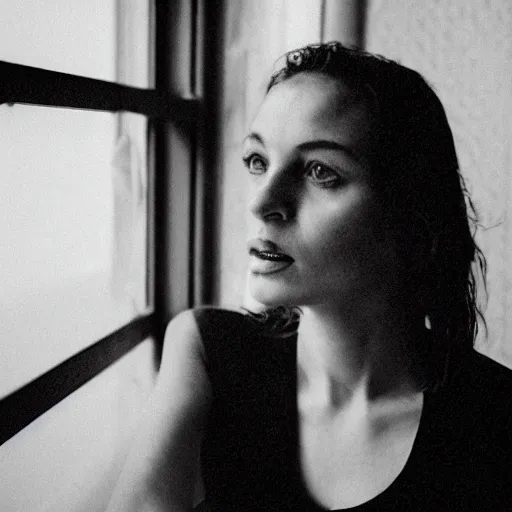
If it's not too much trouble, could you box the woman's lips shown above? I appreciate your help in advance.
[248,247,294,275]
[247,238,293,258]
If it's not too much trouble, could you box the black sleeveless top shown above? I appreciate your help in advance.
[193,307,512,511]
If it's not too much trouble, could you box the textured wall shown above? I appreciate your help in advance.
[215,0,322,309]
[366,0,512,367]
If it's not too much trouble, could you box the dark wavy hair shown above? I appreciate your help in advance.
[246,42,487,391]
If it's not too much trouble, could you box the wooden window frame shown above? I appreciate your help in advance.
[0,0,219,446]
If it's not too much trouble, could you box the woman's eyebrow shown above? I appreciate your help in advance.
[243,132,265,146]
[243,134,360,162]
[297,139,357,159]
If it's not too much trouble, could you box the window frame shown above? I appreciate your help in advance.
[0,0,217,446]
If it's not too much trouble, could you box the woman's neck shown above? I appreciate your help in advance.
[296,303,423,408]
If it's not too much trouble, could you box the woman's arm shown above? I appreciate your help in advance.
[105,309,212,512]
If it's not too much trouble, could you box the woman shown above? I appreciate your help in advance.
[106,42,512,511]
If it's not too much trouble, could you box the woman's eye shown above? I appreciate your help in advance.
[243,154,267,174]
[306,163,341,187]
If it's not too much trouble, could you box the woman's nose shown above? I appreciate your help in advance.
[248,168,296,222]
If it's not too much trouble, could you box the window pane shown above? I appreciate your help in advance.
[0,0,152,88]
[117,0,154,88]
[0,104,149,398]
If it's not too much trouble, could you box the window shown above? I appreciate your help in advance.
[0,0,216,445]
[0,106,149,395]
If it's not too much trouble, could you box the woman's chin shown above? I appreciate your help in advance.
[247,279,297,308]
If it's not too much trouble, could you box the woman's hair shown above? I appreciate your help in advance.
[247,42,487,391]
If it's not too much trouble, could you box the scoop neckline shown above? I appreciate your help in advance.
[289,338,431,511]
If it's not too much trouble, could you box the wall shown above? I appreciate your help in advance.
[365,0,512,367]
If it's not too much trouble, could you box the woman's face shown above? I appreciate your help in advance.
[244,72,395,309]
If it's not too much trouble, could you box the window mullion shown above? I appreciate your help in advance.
[0,60,199,120]
[0,313,156,446]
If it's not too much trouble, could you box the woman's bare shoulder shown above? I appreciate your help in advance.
[153,309,216,410]
[163,308,203,349]
[105,310,216,512]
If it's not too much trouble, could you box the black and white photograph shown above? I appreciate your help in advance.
[1,1,511,511]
